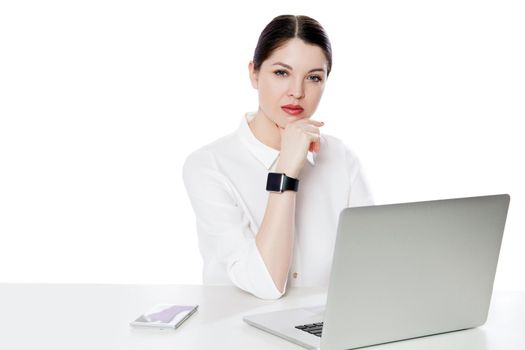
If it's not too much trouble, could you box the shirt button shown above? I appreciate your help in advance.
[293,272,298,279]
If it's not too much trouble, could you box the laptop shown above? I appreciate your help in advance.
[243,194,510,350]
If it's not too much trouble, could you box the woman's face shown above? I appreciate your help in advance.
[249,38,328,128]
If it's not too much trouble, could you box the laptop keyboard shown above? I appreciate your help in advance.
[295,322,323,337]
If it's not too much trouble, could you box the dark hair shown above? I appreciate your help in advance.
[253,15,332,76]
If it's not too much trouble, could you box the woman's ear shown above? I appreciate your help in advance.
[248,61,258,89]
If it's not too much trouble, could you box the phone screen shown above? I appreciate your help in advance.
[134,304,197,326]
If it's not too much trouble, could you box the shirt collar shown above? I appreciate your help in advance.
[237,113,316,170]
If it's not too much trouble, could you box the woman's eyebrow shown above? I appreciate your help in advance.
[272,62,293,70]
[272,62,325,74]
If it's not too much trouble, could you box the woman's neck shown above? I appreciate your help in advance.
[248,110,281,151]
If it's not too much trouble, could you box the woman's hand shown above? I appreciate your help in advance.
[276,118,324,178]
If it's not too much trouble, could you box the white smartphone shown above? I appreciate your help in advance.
[130,304,198,329]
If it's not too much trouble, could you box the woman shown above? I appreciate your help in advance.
[183,15,373,300]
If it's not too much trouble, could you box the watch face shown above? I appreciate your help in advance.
[266,173,283,192]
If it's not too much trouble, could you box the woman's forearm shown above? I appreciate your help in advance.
[255,189,296,293]
[253,118,322,293]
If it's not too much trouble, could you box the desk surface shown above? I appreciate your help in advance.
[0,284,523,350]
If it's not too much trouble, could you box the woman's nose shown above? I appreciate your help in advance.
[288,79,305,99]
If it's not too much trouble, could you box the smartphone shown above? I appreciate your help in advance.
[130,304,198,329]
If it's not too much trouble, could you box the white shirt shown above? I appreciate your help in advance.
[183,113,373,300]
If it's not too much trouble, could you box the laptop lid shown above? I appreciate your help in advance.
[321,194,510,350]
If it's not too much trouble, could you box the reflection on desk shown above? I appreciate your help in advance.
[0,284,523,350]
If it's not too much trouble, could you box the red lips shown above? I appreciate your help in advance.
[281,104,304,116]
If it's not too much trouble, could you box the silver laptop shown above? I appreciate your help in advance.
[243,194,510,350]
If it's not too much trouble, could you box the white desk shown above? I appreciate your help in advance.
[0,284,523,350]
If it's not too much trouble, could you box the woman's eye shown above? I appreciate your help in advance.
[307,75,323,82]
[274,70,288,77]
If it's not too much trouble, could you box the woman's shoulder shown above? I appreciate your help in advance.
[320,133,358,156]
[320,133,344,147]
[183,132,241,170]
[317,133,365,174]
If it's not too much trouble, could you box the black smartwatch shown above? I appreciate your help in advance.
[266,172,299,193]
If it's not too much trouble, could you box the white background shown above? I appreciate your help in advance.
[1,0,524,290]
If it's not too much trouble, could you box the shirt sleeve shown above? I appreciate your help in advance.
[182,150,285,300]
[345,147,375,207]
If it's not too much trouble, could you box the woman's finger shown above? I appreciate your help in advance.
[305,119,324,127]
[302,125,321,134]
[286,117,324,128]
[308,139,321,153]
[305,132,321,153]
